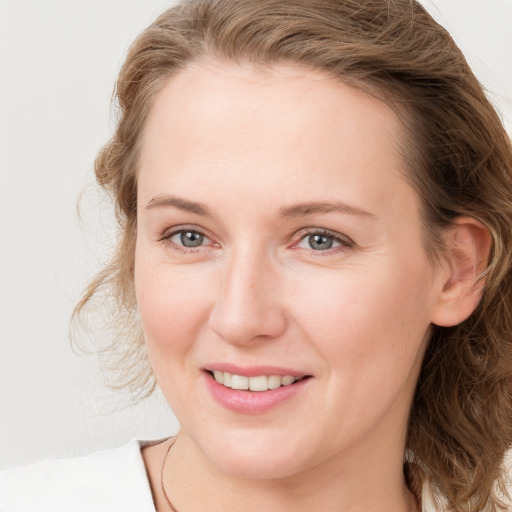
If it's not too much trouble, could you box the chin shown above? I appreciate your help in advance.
[200,431,312,480]
[213,453,301,480]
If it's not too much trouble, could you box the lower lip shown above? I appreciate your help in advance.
[204,372,310,415]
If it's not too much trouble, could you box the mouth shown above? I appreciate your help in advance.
[206,370,310,392]
[203,366,312,414]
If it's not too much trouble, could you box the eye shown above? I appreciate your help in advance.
[170,229,207,248]
[304,233,338,251]
[295,229,353,252]
[158,225,219,255]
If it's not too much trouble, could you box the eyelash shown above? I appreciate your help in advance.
[293,228,355,254]
[159,226,355,255]
[159,225,216,253]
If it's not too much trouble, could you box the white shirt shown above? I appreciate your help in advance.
[0,440,156,512]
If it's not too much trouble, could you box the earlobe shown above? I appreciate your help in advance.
[431,217,492,327]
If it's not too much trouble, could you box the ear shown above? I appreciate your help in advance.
[431,217,492,327]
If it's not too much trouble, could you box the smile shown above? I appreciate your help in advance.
[211,370,301,392]
[204,367,311,414]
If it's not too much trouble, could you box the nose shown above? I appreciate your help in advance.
[208,249,288,346]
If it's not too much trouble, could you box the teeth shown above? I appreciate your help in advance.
[281,375,295,386]
[249,376,267,392]
[231,374,249,390]
[267,375,282,389]
[212,371,299,392]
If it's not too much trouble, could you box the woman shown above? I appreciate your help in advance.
[1,0,512,511]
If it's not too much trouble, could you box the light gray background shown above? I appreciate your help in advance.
[1,0,511,470]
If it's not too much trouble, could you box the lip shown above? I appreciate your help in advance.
[203,368,311,415]
[205,362,307,378]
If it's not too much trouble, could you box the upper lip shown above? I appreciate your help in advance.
[205,363,310,378]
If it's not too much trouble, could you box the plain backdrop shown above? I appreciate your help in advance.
[1,0,511,471]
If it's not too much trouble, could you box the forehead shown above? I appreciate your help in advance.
[138,62,413,218]
[141,61,404,157]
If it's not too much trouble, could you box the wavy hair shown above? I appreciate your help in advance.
[74,1,512,510]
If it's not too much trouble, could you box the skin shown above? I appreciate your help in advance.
[134,62,472,512]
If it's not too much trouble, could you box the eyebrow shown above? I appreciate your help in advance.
[145,195,375,219]
[145,195,212,216]
[279,201,375,218]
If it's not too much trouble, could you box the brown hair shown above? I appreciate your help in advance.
[74,1,512,510]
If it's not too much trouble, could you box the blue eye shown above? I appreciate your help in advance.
[296,230,352,252]
[307,233,337,250]
[171,230,205,247]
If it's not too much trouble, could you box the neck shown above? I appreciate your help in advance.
[148,433,419,512]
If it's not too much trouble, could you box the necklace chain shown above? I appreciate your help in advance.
[161,437,180,512]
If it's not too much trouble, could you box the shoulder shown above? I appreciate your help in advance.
[0,440,156,512]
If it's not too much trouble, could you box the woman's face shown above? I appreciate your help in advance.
[135,63,445,479]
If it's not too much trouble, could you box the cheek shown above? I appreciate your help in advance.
[293,262,434,444]
[134,255,217,416]
[288,255,434,376]
[134,253,213,360]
